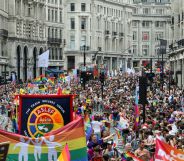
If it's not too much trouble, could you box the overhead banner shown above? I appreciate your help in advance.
[0,118,87,161]
[19,95,73,137]
[155,139,184,161]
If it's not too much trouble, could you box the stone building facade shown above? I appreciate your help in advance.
[0,0,9,78]
[169,0,184,89]
[8,0,47,81]
[63,0,134,72]
[45,0,65,71]
[132,0,171,71]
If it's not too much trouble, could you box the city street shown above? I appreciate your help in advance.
[0,0,184,161]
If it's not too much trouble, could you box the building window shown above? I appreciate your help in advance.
[155,21,164,28]
[60,29,62,38]
[60,11,62,22]
[156,9,163,15]
[81,18,86,30]
[52,28,54,38]
[142,45,149,56]
[155,32,163,41]
[70,3,75,11]
[133,8,137,14]
[52,10,54,22]
[48,27,50,37]
[28,4,31,17]
[142,32,149,41]
[48,9,50,21]
[133,31,137,41]
[132,21,137,27]
[142,21,150,27]
[70,18,75,29]
[81,3,86,12]
[55,10,57,22]
[133,45,137,55]
[55,29,57,38]
[143,8,150,14]
[80,36,86,46]
[59,48,62,60]
[52,48,54,60]
[70,35,75,49]
[55,48,58,60]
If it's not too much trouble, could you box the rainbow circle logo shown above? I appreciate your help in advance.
[27,104,64,138]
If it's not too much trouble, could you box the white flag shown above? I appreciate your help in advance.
[38,50,49,67]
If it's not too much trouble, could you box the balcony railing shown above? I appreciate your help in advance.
[48,38,62,44]
[0,29,8,38]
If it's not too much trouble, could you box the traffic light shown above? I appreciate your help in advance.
[0,76,5,85]
[80,71,86,84]
[100,72,105,84]
[139,77,148,105]
[146,73,155,81]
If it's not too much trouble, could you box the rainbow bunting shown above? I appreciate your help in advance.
[0,118,87,161]
[58,144,70,161]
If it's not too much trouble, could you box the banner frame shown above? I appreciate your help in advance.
[18,94,74,135]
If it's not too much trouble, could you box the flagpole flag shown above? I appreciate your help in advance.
[38,50,49,67]
[58,144,70,161]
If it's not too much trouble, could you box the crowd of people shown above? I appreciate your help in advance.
[0,72,183,161]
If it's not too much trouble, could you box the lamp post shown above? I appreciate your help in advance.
[159,39,167,91]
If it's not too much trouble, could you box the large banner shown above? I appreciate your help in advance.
[0,118,87,161]
[19,95,73,137]
[155,139,184,161]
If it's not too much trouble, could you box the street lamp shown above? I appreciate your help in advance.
[159,39,167,91]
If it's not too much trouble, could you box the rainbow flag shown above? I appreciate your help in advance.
[48,77,55,85]
[0,118,87,161]
[124,152,143,161]
[34,76,41,83]
[58,144,70,161]
[114,128,121,139]
[84,114,90,124]
[84,114,92,141]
